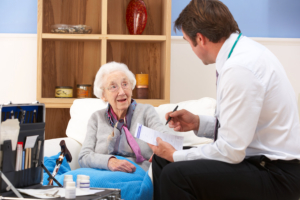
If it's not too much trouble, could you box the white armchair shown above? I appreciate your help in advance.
[44,98,216,170]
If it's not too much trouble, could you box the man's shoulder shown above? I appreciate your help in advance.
[223,37,276,75]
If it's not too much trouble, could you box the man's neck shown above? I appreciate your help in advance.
[211,38,226,63]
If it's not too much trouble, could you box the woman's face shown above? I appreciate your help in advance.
[102,71,132,118]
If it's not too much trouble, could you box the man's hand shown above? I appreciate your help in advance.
[165,109,200,132]
[148,137,176,162]
[107,157,136,173]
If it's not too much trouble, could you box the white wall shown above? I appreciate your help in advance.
[170,36,300,104]
[170,37,216,103]
[1,34,300,105]
[0,34,37,104]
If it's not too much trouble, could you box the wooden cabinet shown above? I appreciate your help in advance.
[37,0,171,139]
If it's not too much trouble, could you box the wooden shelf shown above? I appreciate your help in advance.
[38,98,170,108]
[37,0,171,139]
[42,34,167,41]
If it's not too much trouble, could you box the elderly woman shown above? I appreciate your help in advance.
[78,61,168,172]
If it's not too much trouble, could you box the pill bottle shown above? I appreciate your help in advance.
[63,175,73,188]
[65,181,76,199]
[80,175,90,191]
[76,175,85,188]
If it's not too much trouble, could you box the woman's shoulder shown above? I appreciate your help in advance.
[89,108,107,122]
[135,103,155,113]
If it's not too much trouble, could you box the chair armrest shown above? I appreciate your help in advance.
[44,137,82,170]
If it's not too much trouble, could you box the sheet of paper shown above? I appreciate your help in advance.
[0,119,20,168]
[24,135,39,149]
[17,188,104,199]
[135,123,184,150]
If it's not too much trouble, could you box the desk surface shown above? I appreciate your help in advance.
[1,184,121,200]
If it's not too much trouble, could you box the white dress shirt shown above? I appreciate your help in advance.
[173,33,300,163]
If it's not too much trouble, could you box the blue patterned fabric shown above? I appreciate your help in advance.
[43,154,153,200]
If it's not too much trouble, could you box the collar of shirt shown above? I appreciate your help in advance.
[215,33,241,75]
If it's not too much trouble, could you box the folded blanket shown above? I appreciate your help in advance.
[43,153,153,200]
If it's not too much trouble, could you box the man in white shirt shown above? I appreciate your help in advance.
[148,0,300,200]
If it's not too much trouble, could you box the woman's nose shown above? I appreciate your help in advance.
[117,86,126,95]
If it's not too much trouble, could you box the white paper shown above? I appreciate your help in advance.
[135,123,184,150]
[24,135,39,149]
[17,188,104,199]
[0,119,20,168]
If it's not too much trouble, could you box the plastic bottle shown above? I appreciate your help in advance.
[76,175,84,188]
[65,181,76,199]
[80,175,90,191]
[63,175,73,188]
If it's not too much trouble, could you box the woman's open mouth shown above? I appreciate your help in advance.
[117,98,127,103]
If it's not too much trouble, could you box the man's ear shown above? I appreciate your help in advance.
[196,32,206,46]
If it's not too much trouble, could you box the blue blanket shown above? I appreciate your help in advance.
[43,153,153,200]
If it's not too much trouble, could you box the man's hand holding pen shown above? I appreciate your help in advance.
[165,109,200,132]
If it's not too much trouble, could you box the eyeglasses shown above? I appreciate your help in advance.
[106,82,131,93]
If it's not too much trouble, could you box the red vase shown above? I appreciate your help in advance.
[126,0,148,35]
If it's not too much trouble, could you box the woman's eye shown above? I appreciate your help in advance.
[111,85,117,89]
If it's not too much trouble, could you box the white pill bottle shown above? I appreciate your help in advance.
[63,175,73,188]
[80,175,90,191]
[65,181,76,199]
[76,175,85,188]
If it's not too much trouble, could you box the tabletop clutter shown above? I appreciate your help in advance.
[0,103,118,199]
[0,103,46,198]
[63,174,90,199]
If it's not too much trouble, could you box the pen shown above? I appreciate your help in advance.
[21,110,26,124]
[25,111,29,123]
[11,111,14,119]
[165,105,178,125]
[35,140,41,167]
[33,110,37,123]
[22,150,25,170]
[29,111,33,123]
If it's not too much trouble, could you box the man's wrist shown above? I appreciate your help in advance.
[169,151,175,162]
[194,115,200,131]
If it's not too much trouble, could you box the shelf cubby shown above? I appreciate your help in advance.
[43,0,102,34]
[107,0,164,35]
[107,40,164,99]
[42,40,101,98]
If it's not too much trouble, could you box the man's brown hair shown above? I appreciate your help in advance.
[174,0,241,46]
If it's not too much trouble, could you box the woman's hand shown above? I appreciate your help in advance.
[107,157,136,173]
[165,109,200,132]
[149,154,154,162]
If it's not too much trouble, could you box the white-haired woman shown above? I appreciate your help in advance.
[78,61,168,172]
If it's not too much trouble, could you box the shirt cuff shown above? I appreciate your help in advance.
[193,115,215,138]
[173,150,187,162]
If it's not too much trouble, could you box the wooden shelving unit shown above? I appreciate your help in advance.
[37,0,171,139]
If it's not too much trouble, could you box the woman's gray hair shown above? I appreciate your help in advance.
[94,61,136,98]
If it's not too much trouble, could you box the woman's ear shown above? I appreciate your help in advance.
[102,96,107,102]
[101,91,107,102]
